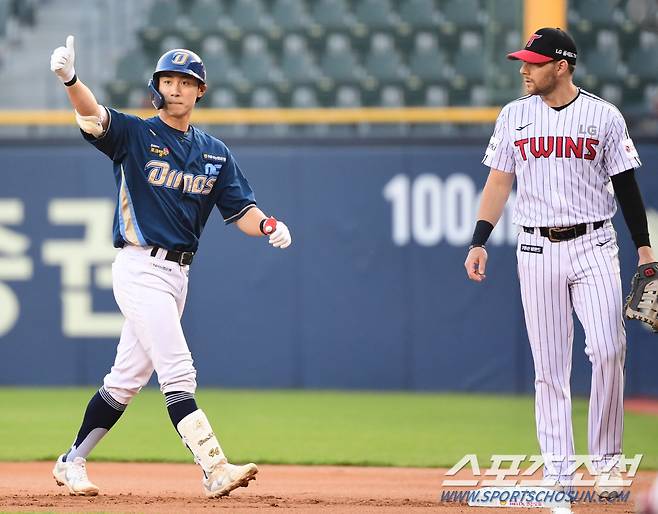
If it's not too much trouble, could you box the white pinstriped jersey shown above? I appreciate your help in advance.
[483,89,641,227]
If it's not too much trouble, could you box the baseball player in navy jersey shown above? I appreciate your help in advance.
[49,35,291,497]
[464,28,655,497]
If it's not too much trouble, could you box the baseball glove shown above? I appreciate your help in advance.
[624,262,658,332]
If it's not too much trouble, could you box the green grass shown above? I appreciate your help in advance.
[1,388,656,468]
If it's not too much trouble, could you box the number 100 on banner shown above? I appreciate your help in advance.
[383,173,516,247]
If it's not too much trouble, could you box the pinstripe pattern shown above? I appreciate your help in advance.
[517,223,625,481]
[486,88,635,482]
[483,90,641,227]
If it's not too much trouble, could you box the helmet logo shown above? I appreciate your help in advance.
[172,51,190,65]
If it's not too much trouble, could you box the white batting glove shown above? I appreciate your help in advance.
[50,35,76,83]
[268,220,292,249]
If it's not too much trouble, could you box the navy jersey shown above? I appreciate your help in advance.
[83,108,256,251]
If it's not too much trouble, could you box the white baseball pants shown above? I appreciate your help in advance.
[517,221,625,482]
[103,245,197,404]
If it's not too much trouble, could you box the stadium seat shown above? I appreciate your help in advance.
[585,53,622,83]
[280,34,321,84]
[408,32,449,82]
[159,35,187,54]
[325,85,362,136]
[502,30,522,54]
[250,87,289,137]
[600,83,623,105]
[364,33,408,83]
[320,33,365,83]
[203,36,244,87]
[335,85,362,107]
[147,0,181,31]
[411,87,456,136]
[626,0,655,27]
[189,0,224,32]
[310,0,356,32]
[290,86,320,108]
[492,31,522,89]
[425,85,449,106]
[627,31,658,81]
[644,84,658,110]
[353,0,402,32]
[453,32,486,82]
[141,0,185,57]
[441,0,483,31]
[369,85,407,136]
[380,85,405,107]
[251,87,280,108]
[271,0,311,31]
[116,50,151,85]
[596,30,621,60]
[575,0,619,28]
[211,87,238,108]
[470,85,490,106]
[210,86,248,137]
[494,59,522,90]
[487,0,522,31]
[230,0,275,33]
[398,0,442,31]
[289,86,330,136]
[201,35,228,57]
[239,34,282,86]
[96,0,658,133]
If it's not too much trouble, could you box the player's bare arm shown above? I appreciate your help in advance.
[465,169,515,282]
[236,206,292,249]
[50,35,108,135]
[638,246,655,265]
[475,169,515,225]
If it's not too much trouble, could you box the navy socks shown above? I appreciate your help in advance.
[64,387,126,461]
[165,391,198,430]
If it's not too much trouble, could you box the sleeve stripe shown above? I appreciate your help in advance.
[223,202,257,223]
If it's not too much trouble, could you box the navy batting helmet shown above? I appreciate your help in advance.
[147,49,207,110]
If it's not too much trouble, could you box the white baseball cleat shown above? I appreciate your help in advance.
[52,454,99,496]
[594,465,625,499]
[203,462,258,498]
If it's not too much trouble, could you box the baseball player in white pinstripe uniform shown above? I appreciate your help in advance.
[465,28,655,497]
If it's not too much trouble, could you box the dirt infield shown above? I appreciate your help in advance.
[0,462,654,513]
[626,397,658,416]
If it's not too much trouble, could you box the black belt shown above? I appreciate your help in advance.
[150,246,194,266]
[522,220,605,242]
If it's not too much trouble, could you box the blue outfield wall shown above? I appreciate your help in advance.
[0,140,657,395]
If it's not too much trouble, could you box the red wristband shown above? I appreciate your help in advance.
[260,217,277,235]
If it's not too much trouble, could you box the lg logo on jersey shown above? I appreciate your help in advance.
[145,160,216,195]
[514,136,599,161]
[578,124,598,136]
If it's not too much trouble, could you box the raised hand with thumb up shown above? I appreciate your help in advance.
[50,35,76,84]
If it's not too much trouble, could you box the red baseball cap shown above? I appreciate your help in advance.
[508,27,578,65]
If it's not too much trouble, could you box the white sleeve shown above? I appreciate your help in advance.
[602,109,641,176]
[482,107,515,173]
